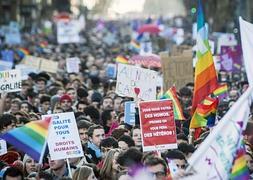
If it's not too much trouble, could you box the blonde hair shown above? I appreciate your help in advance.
[100,149,121,180]
[72,166,93,180]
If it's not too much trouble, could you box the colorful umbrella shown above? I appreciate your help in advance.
[138,24,160,34]
[129,54,161,68]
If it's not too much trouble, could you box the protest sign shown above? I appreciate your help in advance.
[217,33,237,54]
[0,139,7,156]
[106,64,117,79]
[4,22,21,45]
[220,45,242,73]
[22,55,58,73]
[124,101,136,126]
[15,64,39,80]
[160,49,193,92]
[139,99,177,152]
[57,20,80,44]
[0,60,13,71]
[43,112,84,160]
[0,69,21,93]
[115,64,158,101]
[66,57,80,73]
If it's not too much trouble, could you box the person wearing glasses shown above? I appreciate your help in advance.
[144,156,168,180]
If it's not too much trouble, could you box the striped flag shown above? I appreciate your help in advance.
[159,86,185,120]
[129,40,140,53]
[190,97,218,128]
[115,55,129,64]
[213,84,228,96]
[1,117,51,163]
[191,0,218,114]
[230,141,250,180]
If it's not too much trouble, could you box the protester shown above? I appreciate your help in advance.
[72,165,97,180]
[3,167,23,180]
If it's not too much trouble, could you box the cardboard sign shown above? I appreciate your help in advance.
[57,20,80,44]
[124,101,136,126]
[160,49,193,92]
[66,57,80,73]
[0,69,21,93]
[44,112,84,160]
[0,139,7,156]
[115,64,158,100]
[106,64,117,79]
[22,55,58,73]
[139,99,177,152]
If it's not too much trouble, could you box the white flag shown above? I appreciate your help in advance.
[185,87,253,180]
[239,17,253,87]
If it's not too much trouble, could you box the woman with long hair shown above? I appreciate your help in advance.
[100,149,121,180]
[72,165,97,180]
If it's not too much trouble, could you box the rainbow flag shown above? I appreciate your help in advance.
[191,0,218,114]
[130,40,140,53]
[1,117,51,163]
[16,48,29,59]
[115,55,129,64]
[159,86,185,120]
[190,97,218,128]
[230,141,250,180]
[213,84,228,96]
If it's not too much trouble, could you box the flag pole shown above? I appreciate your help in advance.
[66,158,72,178]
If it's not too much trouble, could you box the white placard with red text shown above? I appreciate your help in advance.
[139,99,177,152]
[43,112,84,160]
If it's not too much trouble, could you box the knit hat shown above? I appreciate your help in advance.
[60,94,72,103]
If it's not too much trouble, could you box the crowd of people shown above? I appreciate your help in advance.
[0,16,252,180]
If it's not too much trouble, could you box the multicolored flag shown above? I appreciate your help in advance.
[230,141,250,180]
[129,40,140,53]
[16,48,29,59]
[1,117,51,163]
[115,55,129,64]
[190,97,218,128]
[158,86,185,120]
[191,0,218,114]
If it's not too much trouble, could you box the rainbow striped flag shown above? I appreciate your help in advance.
[191,0,218,114]
[230,141,250,180]
[115,55,129,64]
[16,48,29,59]
[159,86,185,120]
[1,117,51,163]
[213,84,228,96]
[190,97,218,128]
[129,40,140,53]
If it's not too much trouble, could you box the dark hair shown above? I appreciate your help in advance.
[0,114,16,130]
[84,106,100,124]
[3,167,23,180]
[87,124,104,137]
[40,95,51,104]
[117,147,143,167]
[111,128,129,140]
[102,96,113,104]
[177,133,188,142]
[178,142,195,156]
[118,135,135,147]
[162,150,186,162]
[179,87,192,97]
[144,156,167,174]
[37,171,53,180]
[77,120,93,130]
[101,109,113,127]
[100,137,118,148]
[76,101,89,109]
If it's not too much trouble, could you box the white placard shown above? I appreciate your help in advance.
[44,112,84,160]
[57,20,80,44]
[15,64,39,80]
[115,64,158,100]
[217,33,237,54]
[66,57,80,73]
[0,139,7,156]
[0,69,22,93]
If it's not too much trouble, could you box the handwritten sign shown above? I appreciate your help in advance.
[139,99,177,152]
[124,101,136,126]
[0,69,21,93]
[22,55,58,73]
[57,20,80,44]
[160,50,193,92]
[66,57,80,73]
[43,112,84,160]
[115,64,158,100]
